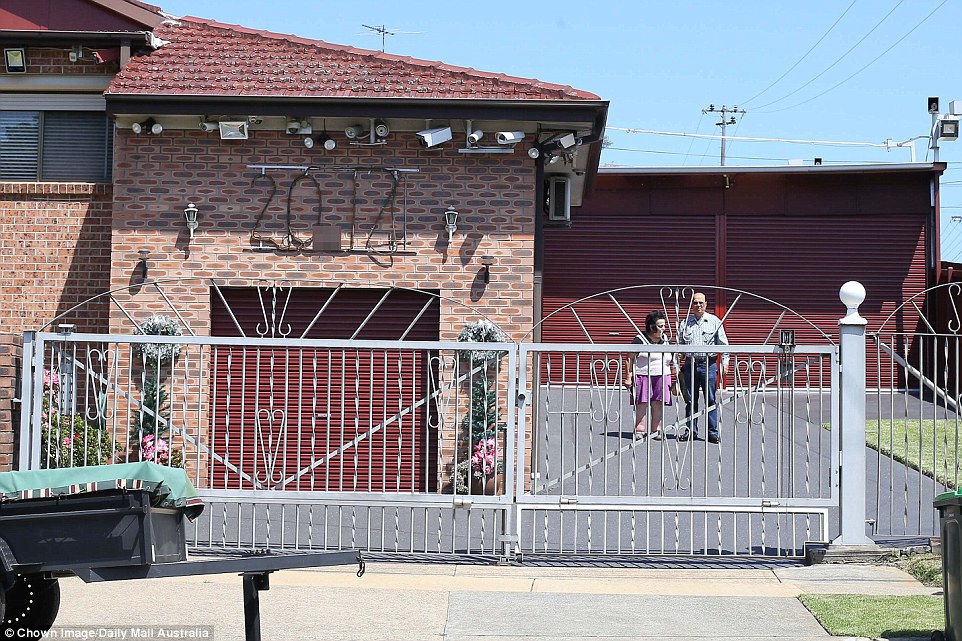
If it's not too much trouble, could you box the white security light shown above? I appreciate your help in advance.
[218,121,249,140]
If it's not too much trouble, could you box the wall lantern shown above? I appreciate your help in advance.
[3,48,26,73]
[480,254,494,284]
[184,202,200,239]
[444,206,459,243]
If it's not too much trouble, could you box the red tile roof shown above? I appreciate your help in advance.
[106,17,601,101]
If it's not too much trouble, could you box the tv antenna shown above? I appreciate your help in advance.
[360,24,421,52]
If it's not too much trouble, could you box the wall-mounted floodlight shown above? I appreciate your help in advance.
[940,117,960,141]
[218,121,249,139]
[3,48,26,73]
[131,118,162,135]
[417,126,452,148]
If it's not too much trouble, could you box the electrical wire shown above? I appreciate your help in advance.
[751,0,904,111]
[681,112,704,167]
[759,0,948,114]
[607,126,890,147]
[740,0,857,107]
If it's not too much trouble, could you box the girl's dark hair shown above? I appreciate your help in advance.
[645,309,667,334]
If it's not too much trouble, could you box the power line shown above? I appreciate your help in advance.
[740,0,857,107]
[607,126,890,147]
[759,0,949,114]
[752,1,904,111]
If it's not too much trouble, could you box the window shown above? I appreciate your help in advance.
[0,111,113,182]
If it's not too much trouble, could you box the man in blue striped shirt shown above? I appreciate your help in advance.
[678,292,729,444]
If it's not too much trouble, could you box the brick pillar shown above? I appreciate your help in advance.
[0,334,23,471]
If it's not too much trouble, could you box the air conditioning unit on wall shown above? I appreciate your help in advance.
[547,176,571,222]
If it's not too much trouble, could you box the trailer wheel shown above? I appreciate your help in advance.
[4,573,59,632]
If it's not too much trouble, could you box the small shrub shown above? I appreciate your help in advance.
[41,413,120,468]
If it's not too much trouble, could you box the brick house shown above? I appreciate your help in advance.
[0,0,608,477]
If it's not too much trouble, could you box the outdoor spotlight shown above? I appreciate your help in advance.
[305,133,336,150]
[344,124,365,139]
[183,202,200,239]
[416,126,453,148]
[131,118,162,135]
[443,205,459,242]
[527,147,541,159]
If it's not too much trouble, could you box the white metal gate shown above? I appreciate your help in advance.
[16,280,853,560]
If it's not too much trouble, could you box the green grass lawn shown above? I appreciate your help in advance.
[866,419,960,490]
[799,594,944,638]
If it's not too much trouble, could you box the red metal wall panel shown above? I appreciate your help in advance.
[542,170,933,388]
[208,287,440,492]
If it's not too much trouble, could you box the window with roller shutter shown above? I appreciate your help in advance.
[0,110,113,181]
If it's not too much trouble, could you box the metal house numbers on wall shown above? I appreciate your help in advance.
[246,164,418,254]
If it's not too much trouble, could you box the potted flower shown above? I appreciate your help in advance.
[131,314,186,466]
[453,438,504,495]
[39,369,120,468]
[134,314,183,367]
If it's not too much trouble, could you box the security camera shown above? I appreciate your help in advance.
[286,119,302,135]
[345,124,365,139]
[373,119,390,138]
[496,131,525,145]
[467,130,484,145]
[416,126,453,148]
[199,121,218,132]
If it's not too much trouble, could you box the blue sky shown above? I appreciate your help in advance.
[156,0,962,258]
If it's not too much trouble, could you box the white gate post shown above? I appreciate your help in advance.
[833,281,875,546]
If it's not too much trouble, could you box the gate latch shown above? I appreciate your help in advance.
[559,496,578,506]
[453,497,473,509]
[761,500,779,508]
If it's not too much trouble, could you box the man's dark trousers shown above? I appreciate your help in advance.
[684,359,719,439]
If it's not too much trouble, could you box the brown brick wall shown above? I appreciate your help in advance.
[15,46,119,75]
[0,182,114,333]
[0,182,114,469]
[110,129,537,340]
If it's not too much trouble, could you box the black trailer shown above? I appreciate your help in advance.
[0,462,362,641]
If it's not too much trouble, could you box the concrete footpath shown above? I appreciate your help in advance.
[51,559,942,640]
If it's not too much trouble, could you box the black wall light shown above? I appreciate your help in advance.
[480,254,494,284]
[137,249,150,280]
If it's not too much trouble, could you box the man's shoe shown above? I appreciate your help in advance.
[707,434,721,444]
[678,429,698,442]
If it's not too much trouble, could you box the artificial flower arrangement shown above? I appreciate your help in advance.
[457,318,508,363]
[134,313,183,365]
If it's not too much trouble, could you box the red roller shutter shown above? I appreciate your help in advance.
[209,287,440,492]
[543,184,716,381]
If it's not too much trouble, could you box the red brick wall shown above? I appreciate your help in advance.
[110,129,537,340]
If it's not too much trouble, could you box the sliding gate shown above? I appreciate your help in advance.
[17,281,844,559]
